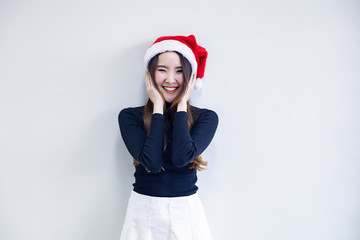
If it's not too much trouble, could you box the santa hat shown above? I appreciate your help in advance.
[144,34,208,89]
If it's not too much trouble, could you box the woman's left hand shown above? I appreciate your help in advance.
[177,73,196,112]
[180,73,196,105]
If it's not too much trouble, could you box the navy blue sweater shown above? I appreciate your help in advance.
[118,104,218,197]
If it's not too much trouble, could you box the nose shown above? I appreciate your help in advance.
[165,72,176,84]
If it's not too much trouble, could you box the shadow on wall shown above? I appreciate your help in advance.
[114,39,150,195]
[73,40,153,239]
[112,40,152,235]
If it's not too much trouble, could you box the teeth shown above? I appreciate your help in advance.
[164,87,177,91]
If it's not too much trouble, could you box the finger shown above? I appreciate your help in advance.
[145,73,150,88]
[145,72,152,88]
[186,74,194,90]
[148,73,154,88]
[190,74,196,88]
[188,74,194,85]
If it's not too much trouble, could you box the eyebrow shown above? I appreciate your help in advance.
[157,65,182,69]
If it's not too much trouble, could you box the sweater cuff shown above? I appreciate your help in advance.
[149,113,165,135]
[150,113,165,129]
[174,111,188,124]
[152,113,165,120]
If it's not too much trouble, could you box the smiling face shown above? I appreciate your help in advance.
[154,51,184,103]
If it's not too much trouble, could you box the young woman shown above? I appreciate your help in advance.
[118,35,218,240]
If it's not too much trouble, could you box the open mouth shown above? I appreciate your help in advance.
[163,86,178,94]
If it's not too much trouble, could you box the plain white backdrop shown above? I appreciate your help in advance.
[0,0,359,239]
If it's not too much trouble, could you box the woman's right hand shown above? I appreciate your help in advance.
[145,72,164,113]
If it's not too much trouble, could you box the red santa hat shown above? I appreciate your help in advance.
[144,34,208,89]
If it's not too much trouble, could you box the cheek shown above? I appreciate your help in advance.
[154,72,163,87]
[178,76,184,86]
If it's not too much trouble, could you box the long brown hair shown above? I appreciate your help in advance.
[133,51,208,171]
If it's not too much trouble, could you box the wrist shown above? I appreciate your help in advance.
[153,102,163,114]
[177,101,187,112]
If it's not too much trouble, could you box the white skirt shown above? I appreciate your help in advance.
[119,190,212,240]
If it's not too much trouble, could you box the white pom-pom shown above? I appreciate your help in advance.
[194,78,203,89]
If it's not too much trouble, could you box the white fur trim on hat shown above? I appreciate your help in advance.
[194,78,203,89]
[144,40,198,74]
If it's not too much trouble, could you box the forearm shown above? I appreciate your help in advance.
[172,111,197,168]
[171,109,219,168]
[119,109,165,173]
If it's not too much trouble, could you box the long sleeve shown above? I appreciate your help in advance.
[171,109,218,168]
[118,108,165,173]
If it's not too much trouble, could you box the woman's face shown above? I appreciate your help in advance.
[154,51,184,103]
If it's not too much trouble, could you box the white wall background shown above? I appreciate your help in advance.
[0,0,359,239]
